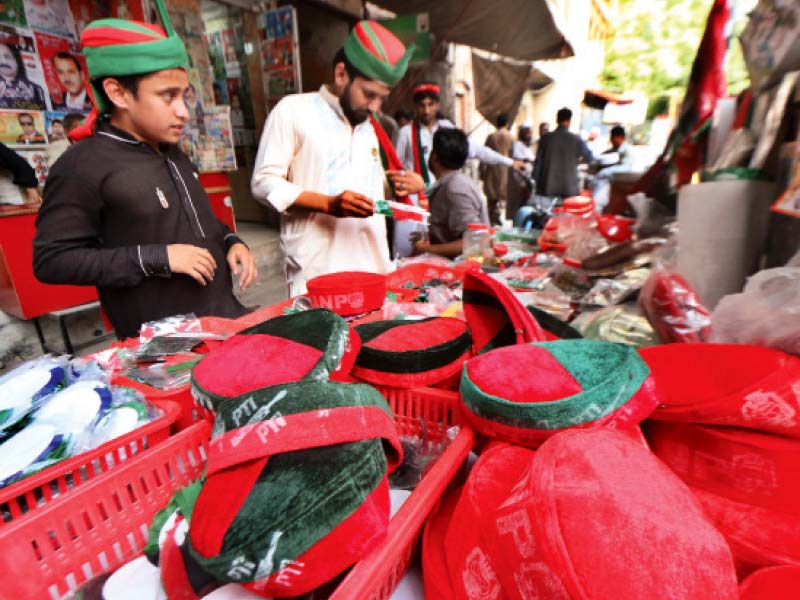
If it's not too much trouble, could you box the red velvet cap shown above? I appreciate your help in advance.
[421,487,460,599]
[645,421,800,515]
[529,429,738,599]
[460,341,659,448]
[352,317,472,388]
[462,269,545,355]
[740,566,800,599]
[191,309,360,411]
[691,486,800,573]
[640,343,800,437]
[306,271,387,316]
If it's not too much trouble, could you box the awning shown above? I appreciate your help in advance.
[584,89,634,110]
[372,0,573,61]
[472,51,553,123]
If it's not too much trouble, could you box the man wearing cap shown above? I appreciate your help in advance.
[394,82,524,199]
[251,20,414,296]
[33,0,256,339]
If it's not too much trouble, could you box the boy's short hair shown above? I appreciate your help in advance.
[432,127,469,170]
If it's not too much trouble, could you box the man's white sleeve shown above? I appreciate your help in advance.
[250,100,304,213]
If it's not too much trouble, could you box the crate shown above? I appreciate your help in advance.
[0,399,180,525]
[0,388,473,600]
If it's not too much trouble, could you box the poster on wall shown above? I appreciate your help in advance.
[17,146,48,183]
[44,109,66,139]
[0,25,48,110]
[34,31,90,112]
[258,5,301,110]
[163,0,214,106]
[0,108,46,144]
[180,105,236,172]
[0,0,28,28]
[68,0,109,37]
[23,0,75,38]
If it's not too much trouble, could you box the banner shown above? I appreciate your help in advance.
[34,31,89,113]
[0,25,48,110]
[23,0,76,38]
[0,108,47,144]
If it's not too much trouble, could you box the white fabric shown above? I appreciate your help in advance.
[65,88,87,110]
[251,85,392,296]
[511,140,535,176]
[394,119,514,185]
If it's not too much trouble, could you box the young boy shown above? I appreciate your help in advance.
[33,0,256,339]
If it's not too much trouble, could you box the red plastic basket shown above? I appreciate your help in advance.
[0,420,210,600]
[0,398,179,525]
[0,388,472,600]
[111,376,201,431]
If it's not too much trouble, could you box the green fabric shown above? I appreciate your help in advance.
[145,479,203,564]
[461,340,651,430]
[191,381,392,583]
[343,24,413,86]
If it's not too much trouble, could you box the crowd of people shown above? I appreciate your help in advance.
[27,10,635,341]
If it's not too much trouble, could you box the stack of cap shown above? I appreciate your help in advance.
[641,343,800,571]
[462,270,544,356]
[563,195,594,216]
[460,340,659,447]
[352,317,472,389]
[423,429,738,599]
[159,382,401,597]
[306,271,387,317]
[191,309,360,412]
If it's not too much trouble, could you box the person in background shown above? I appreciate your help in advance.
[481,112,514,225]
[0,141,40,204]
[412,128,489,258]
[393,108,412,134]
[16,113,46,143]
[533,107,593,201]
[48,118,65,140]
[507,123,536,221]
[34,0,256,339]
[534,121,550,155]
[46,112,83,167]
[592,124,635,212]
[604,124,634,167]
[51,52,92,113]
[250,20,414,296]
[0,42,46,110]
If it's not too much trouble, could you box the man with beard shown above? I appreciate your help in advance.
[251,20,413,296]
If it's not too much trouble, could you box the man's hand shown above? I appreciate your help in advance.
[327,190,374,218]
[512,160,526,172]
[25,187,41,204]
[167,244,217,286]
[386,170,424,197]
[227,242,257,290]
[412,239,431,256]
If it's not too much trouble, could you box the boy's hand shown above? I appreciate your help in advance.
[227,243,258,290]
[167,244,217,286]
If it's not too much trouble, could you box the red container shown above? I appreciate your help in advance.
[0,399,180,524]
[0,389,473,600]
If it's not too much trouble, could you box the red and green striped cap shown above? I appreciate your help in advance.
[343,20,414,86]
[69,0,188,140]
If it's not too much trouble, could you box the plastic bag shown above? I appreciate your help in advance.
[580,268,651,308]
[0,354,70,434]
[139,313,201,343]
[564,229,609,263]
[389,425,459,490]
[639,267,712,343]
[711,267,800,355]
[572,305,658,347]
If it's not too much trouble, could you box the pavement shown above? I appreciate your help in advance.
[0,222,287,374]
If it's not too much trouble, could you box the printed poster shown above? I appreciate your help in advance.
[18,145,48,183]
[0,0,28,28]
[22,0,75,37]
[0,108,46,144]
[68,0,109,36]
[259,6,301,110]
[34,31,89,113]
[0,24,48,110]
[180,105,236,172]
[44,109,65,138]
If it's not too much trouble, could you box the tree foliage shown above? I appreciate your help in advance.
[601,0,751,113]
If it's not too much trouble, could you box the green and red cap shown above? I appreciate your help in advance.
[191,309,361,412]
[70,0,189,141]
[187,380,402,596]
[352,317,472,389]
[460,339,659,448]
[343,20,414,86]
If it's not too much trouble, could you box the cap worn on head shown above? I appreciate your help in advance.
[343,20,414,86]
[70,0,189,141]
